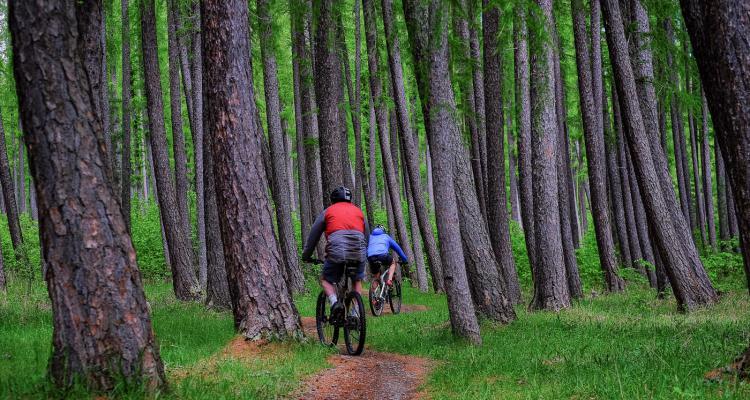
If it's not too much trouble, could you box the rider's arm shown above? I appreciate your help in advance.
[302,212,326,260]
[388,235,408,263]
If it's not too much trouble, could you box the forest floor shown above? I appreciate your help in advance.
[2,272,750,399]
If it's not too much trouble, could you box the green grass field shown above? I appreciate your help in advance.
[2,272,750,399]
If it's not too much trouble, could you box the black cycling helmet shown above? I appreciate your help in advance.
[330,186,352,204]
[374,224,387,232]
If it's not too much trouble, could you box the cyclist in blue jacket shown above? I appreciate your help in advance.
[367,225,408,290]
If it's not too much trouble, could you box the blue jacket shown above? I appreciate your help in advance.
[367,228,408,262]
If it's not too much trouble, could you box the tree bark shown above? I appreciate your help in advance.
[121,0,132,232]
[313,0,345,201]
[507,112,521,225]
[0,107,23,253]
[166,0,191,236]
[9,0,166,389]
[483,0,522,304]
[203,123,231,310]
[381,0,443,292]
[571,0,624,292]
[291,3,312,240]
[529,0,570,312]
[141,0,199,301]
[190,0,207,289]
[514,2,536,274]
[701,90,717,250]
[717,143,729,242]
[257,0,304,294]
[679,0,750,292]
[203,0,303,338]
[688,75,707,247]
[601,0,717,310]
[553,28,582,299]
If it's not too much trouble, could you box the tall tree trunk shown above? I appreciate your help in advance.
[680,0,750,292]
[601,0,717,310]
[190,0,207,289]
[470,3,488,208]
[418,0,493,342]
[626,143,658,285]
[203,123,231,310]
[363,0,415,282]
[514,2,536,274]
[313,0,345,201]
[166,0,191,236]
[141,0,199,301]
[291,3,312,240]
[604,81,632,270]
[688,75,707,247]
[402,149,428,292]
[701,90,717,249]
[9,0,165,389]
[292,0,326,258]
[0,107,23,253]
[17,134,25,215]
[121,0,132,232]
[571,0,624,292]
[257,0,304,293]
[553,29,582,299]
[614,86,642,267]
[529,0,570,312]
[717,136,729,242]
[507,112,521,225]
[203,0,302,339]
[483,0,522,304]
[381,0,443,292]
[454,0,487,220]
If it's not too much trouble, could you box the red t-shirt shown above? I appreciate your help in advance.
[324,202,365,237]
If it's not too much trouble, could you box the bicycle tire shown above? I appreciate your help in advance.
[389,280,402,315]
[343,292,366,355]
[368,283,385,316]
[315,291,338,347]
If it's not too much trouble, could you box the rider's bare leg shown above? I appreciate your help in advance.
[354,280,363,296]
[386,260,397,285]
[371,272,381,290]
[321,278,336,297]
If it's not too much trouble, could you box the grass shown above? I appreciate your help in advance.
[1,221,749,399]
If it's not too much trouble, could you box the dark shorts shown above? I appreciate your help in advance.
[367,254,393,275]
[322,259,366,284]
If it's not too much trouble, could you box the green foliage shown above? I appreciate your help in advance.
[130,200,170,280]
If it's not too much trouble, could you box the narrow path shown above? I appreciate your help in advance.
[297,304,433,400]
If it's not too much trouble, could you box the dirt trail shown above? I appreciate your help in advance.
[297,304,433,399]
[297,351,433,400]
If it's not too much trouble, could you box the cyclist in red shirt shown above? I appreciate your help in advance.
[302,186,369,315]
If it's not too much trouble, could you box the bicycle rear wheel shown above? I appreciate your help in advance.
[368,282,385,316]
[389,280,402,315]
[315,291,338,346]
[343,292,366,355]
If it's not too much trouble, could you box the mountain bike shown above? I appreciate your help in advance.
[368,261,403,316]
[310,258,366,356]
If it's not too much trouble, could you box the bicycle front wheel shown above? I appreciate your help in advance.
[389,280,402,315]
[344,292,366,355]
[316,291,338,347]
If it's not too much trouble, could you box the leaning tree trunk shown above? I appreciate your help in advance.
[701,91,717,249]
[529,0,571,312]
[313,0,345,201]
[141,0,199,301]
[203,0,302,339]
[381,0,443,293]
[9,0,165,389]
[257,0,304,294]
[679,0,750,293]
[482,0,522,304]
[601,0,717,310]
[166,0,191,236]
[571,0,623,292]
[514,2,536,274]
[363,0,415,282]
[121,0,132,232]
